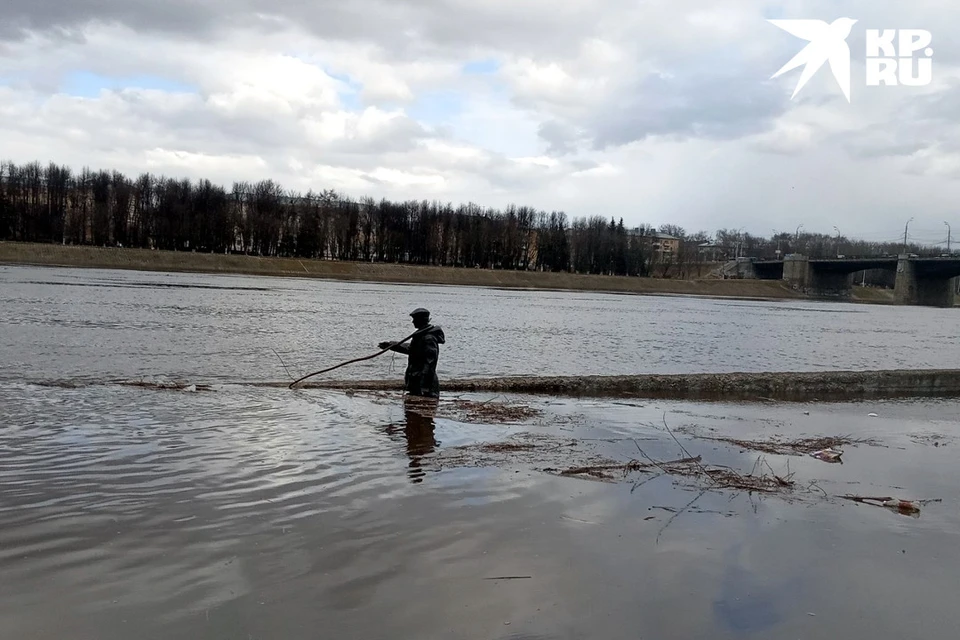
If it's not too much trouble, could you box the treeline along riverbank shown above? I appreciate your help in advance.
[1,160,942,284]
[0,160,685,277]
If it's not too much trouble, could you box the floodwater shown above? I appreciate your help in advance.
[2,264,960,639]
[2,264,959,384]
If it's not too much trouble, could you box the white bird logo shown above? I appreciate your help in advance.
[769,18,858,102]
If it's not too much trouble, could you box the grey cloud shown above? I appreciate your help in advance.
[849,140,929,159]
[110,92,305,157]
[837,127,930,159]
[537,120,580,156]
[506,41,793,152]
[586,68,788,149]
[1,0,227,40]
[392,0,601,58]
[1,0,604,61]
[569,158,600,171]
[326,118,435,157]
[910,79,960,123]
[831,80,960,161]
[748,135,812,157]
[481,162,563,192]
[8,0,960,72]
[358,174,388,187]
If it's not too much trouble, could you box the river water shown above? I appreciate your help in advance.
[1,264,959,639]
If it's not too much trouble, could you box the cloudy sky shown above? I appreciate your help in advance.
[2,0,959,245]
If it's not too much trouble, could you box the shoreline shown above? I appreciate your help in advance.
[0,241,895,303]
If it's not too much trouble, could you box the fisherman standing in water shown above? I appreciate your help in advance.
[378,308,446,398]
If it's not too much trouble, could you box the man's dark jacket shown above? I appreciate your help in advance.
[386,325,446,397]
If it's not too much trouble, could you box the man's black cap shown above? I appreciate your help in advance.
[410,308,430,317]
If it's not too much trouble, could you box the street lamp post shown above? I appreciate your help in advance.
[946,221,952,253]
[833,226,841,258]
[903,217,914,253]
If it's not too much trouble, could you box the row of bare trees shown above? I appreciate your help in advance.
[0,160,680,275]
[1,160,947,278]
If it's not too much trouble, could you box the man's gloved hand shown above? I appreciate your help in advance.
[378,341,394,350]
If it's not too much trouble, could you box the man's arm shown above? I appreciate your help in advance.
[378,341,410,355]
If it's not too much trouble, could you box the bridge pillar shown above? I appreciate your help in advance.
[734,257,756,278]
[782,254,809,290]
[783,254,852,298]
[809,270,853,299]
[895,255,957,307]
[894,255,916,304]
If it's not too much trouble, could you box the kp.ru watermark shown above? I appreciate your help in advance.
[769,18,933,102]
[865,29,933,86]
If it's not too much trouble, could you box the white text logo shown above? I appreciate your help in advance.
[865,29,933,86]
[769,19,933,102]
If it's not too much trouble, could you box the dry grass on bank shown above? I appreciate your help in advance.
[0,241,806,300]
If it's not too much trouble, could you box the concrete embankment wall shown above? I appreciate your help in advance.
[296,369,960,402]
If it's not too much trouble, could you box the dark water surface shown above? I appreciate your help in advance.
[2,265,960,639]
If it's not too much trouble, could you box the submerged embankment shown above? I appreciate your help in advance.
[289,368,960,401]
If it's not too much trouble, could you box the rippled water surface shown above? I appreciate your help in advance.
[2,264,959,639]
[2,264,959,384]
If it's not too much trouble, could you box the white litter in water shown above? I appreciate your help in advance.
[868,413,878,417]
[811,447,843,463]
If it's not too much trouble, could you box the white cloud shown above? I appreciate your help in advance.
[142,148,269,174]
[748,122,818,155]
[367,167,447,188]
[204,54,344,115]
[903,147,960,179]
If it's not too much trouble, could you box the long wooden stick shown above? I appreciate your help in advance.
[288,326,431,389]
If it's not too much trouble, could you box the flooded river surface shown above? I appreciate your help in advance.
[2,264,960,383]
[2,264,960,639]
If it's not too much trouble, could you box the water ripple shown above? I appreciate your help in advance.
[4,266,960,639]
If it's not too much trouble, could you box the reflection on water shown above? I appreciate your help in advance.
[1,382,959,639]
[380,396,440,483]
[713,539,798,634]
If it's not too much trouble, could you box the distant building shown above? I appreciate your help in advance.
[697,242,732,262]
[626,228,681,261]
[650,232,680,260]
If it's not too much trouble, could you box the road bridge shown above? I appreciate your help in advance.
[742,254,960,307]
